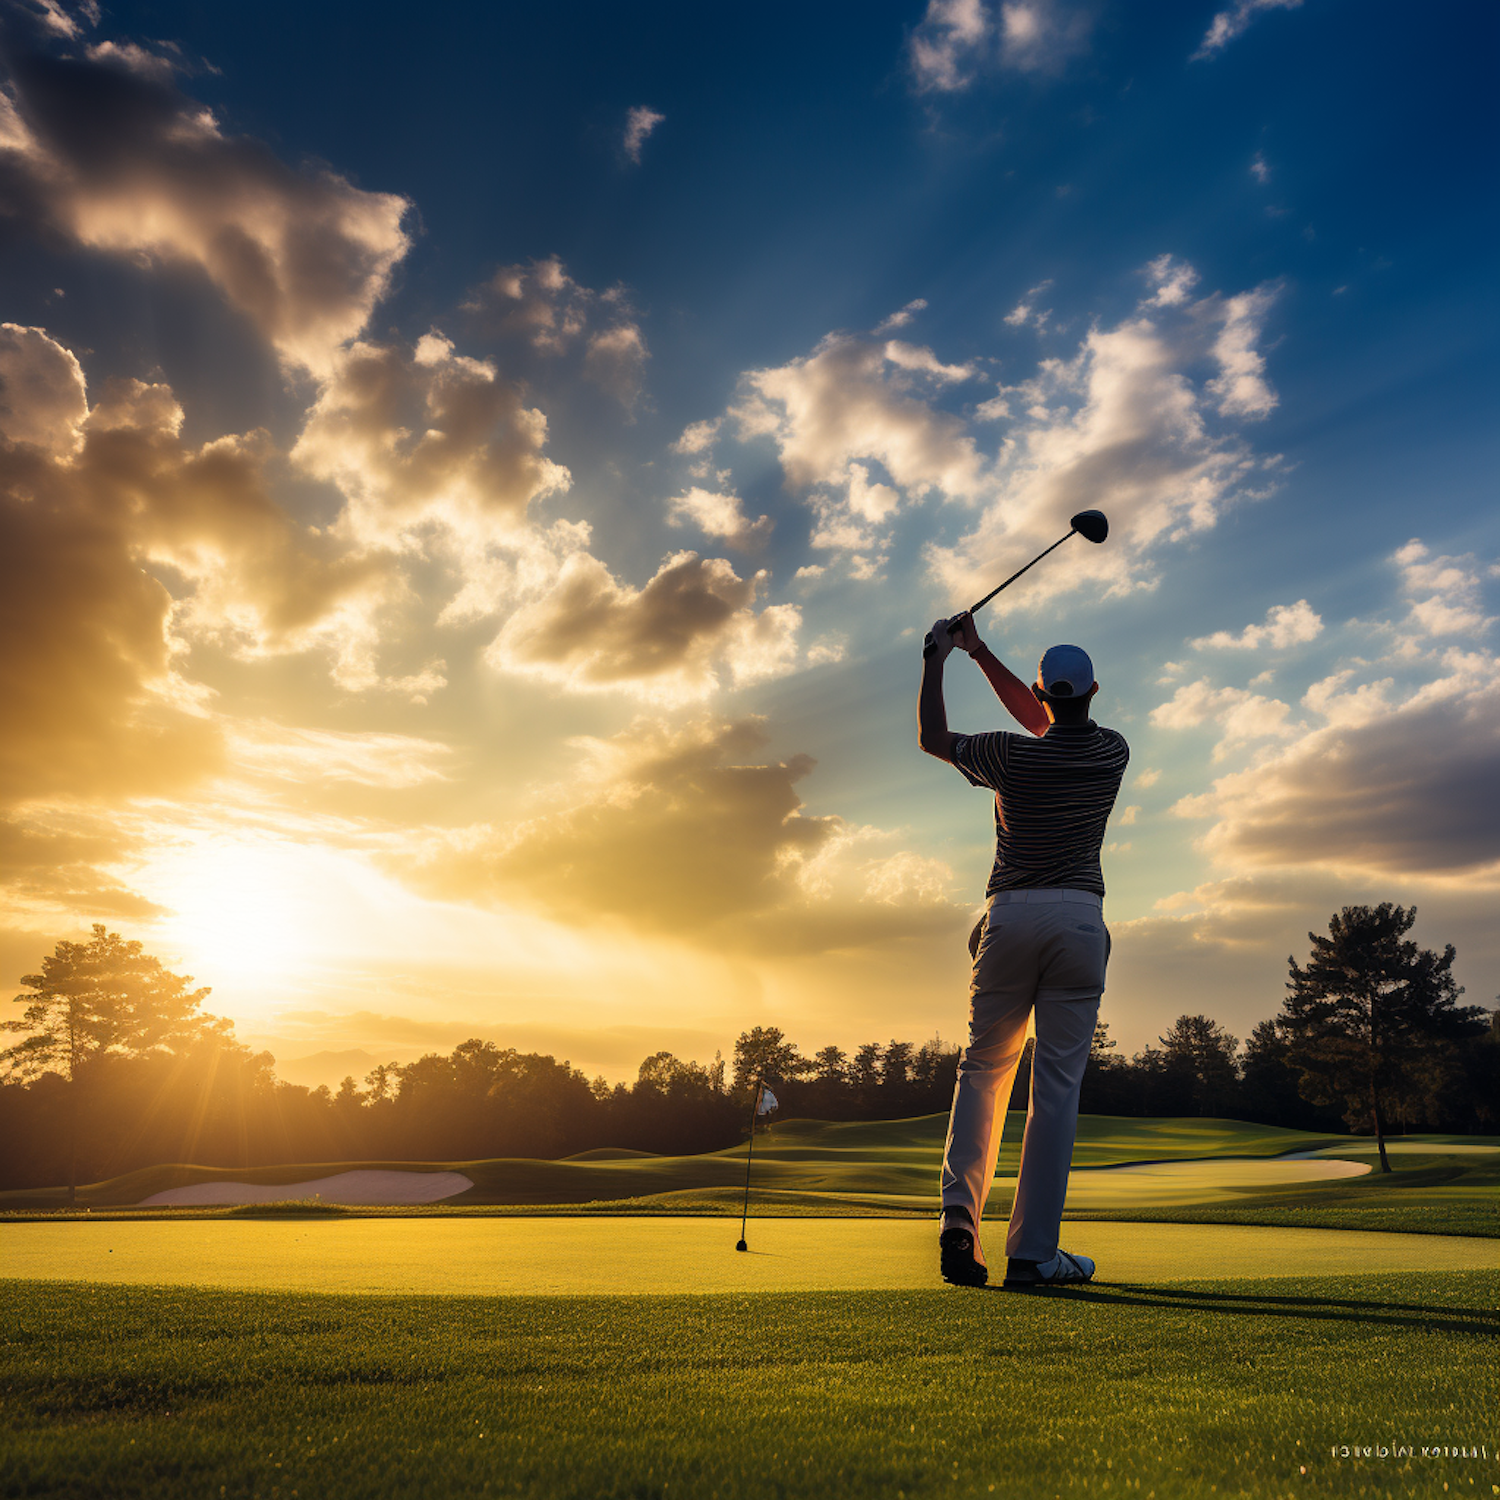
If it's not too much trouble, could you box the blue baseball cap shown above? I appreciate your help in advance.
[1037,644,1094,697]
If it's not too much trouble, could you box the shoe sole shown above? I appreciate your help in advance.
[1001,1275,1092,1290]
[941,1261,988,1287]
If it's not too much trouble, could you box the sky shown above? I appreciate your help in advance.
[1,0,1496,1088]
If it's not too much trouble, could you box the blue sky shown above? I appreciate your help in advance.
[0,0,1495,1082]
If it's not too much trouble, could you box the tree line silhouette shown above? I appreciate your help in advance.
[1,906,1494,1196]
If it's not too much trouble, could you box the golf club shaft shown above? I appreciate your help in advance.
[921,527,1077,658]
[965,528,1077,615]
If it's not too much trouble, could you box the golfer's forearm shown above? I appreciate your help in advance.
[917,657,953,756]
[973,645,1049,737]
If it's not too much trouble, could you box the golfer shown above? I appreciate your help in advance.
[918,611,1128,1288]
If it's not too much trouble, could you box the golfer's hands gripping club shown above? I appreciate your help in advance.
[923,612,981,662]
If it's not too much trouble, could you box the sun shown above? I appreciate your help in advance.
[148,836,324,996]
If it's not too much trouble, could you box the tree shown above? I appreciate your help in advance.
[1281,904,1484,1171]
[848,1042,884,1110]
[1089,1020,1119,1066]
[730,1026,810,1097]
[811,1045,848,1086]
[1158,1014,1241,1117]
[1,926,220,1199]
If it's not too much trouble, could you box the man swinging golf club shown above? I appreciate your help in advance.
[918,543,1127,1289]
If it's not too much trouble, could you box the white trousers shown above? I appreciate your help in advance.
[939,889,1107,1267]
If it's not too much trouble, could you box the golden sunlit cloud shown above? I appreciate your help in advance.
[0,43,409,373]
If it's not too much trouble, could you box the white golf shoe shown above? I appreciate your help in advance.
[1003,1248,1095,1289]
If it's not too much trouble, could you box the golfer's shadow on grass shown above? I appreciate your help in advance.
[988,1282,1497,1336]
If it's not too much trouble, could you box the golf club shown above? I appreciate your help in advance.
[922,508,1109,659]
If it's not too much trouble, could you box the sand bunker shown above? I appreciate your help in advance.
[137,1170,473,1207]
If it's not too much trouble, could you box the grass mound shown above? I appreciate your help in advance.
[221,1200,349,1218]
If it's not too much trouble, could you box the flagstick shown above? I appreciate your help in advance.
[735,1076,761,1252]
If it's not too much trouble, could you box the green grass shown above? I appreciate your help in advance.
[3,1275,1495,1499]
[5,1219,1496,1296]
[4,1116,1495,1237]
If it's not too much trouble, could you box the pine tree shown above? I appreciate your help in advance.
[1,926,219,1199]
[1158,1014,1241,1117]
[1281,904,1483,1171]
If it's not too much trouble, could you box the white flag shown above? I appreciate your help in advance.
[757,1086,779,1115]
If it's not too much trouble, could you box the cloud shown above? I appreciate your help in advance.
[1207,284,1280,418]
[0,372,219,807]
[1142,253,1200,308]
[1250,152,1271,184]
[0,324,447,804]
[84,40,180,84]
[875,298,929,333]
[1173,649,1500,883]
[291,335,572,547]
[696,259,1281,599]
[668,486,773,552]
[908,0,1092,91]
[12,0,99,41]
[583,321,649,406]
[0,321,87,453]
[1192,598,1323,650]
[1150,680,1295,759]
[1394,539,1495,639]
[461,256,648,403]
[672,419,721,456]
[0,41,409,374]
[415,716,836,935]
[726,332,986,565]
[909,0,991,91]
[996,1,1093,73]
[1193,0,1303,59]
[1004,280,1054,328]
[410,716,963,954]
[227,722,454,789]
[484,550,802,702]
[623,106,665,164]
[0,808,166,926]
[924,264,1282,607]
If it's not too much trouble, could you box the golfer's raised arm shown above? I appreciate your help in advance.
[949,612,1050,737]
[972,645,1050,737]
[918,618,960,762]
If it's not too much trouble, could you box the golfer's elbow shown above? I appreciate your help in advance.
[918,727,955,761]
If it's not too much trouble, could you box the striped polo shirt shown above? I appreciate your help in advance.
[950,722,1130,898]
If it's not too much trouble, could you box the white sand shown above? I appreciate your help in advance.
[136,1170,473,1207]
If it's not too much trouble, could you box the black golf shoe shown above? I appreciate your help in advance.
[939,1226,988,1287]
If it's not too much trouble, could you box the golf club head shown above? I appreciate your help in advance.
[1070,509,1108,544]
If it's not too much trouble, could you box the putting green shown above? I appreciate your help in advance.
[4,1217,1494,1295]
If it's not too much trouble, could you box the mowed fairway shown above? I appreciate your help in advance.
[3,1275,1496,1500]
[6,1133,1497,1498]
[4,1216,1498,1294]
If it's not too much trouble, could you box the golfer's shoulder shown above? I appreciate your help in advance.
[1091,723,1130,762]
[953,728,1010,762]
